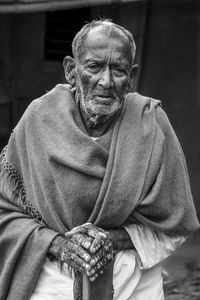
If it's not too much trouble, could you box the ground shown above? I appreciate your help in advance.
[163,230,200,300]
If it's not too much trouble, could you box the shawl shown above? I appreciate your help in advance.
[0,84,199,299]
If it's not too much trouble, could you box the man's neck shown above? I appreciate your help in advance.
[79,107,116,138]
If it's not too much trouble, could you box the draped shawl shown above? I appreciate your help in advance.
[0,84,199,299]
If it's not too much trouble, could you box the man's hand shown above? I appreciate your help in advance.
[48,235,94,277]
[49,223,134,281]
[65,223,114,281]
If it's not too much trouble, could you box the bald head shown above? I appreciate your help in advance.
[72,19,136,66]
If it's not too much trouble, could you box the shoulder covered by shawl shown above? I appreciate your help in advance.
[15,84,73,129]
[0,85,71,299]
[127,94,200,235]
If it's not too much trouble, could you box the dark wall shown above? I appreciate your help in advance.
[0,13,45,127]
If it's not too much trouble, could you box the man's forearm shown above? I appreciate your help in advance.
[48,234,66,259]
[109,228,135,253]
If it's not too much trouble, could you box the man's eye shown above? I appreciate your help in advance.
[112,68,126,76]
[87,64,100,71]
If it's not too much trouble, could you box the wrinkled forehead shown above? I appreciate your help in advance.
[90,23,129,41]
[82,25,132,59]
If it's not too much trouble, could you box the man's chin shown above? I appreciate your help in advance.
[88,106,121,119]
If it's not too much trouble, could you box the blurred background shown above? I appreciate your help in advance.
[0,0,199,297]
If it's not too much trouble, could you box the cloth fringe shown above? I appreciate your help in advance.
[0,146,78,295]
[0,146,46,226]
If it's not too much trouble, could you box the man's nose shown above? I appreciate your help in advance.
[99,68,113,89]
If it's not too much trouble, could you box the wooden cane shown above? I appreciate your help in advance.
[82,262,114,300]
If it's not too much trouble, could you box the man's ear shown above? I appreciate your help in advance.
[128,64,139,92]
[63,56,76,86]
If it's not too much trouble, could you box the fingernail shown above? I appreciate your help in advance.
[85,242,91,248]
[89,274,98,282]
[88,269,95,276]
[89,277,95,282]
[99,232,107,238]
[85,264,91,271]
[84,254,91,262]
[90,247,95,253]
[90,259,96,266]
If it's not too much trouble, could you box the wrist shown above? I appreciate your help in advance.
[108,229,121,252]
[48,234,67,259]
[108,228,135,252]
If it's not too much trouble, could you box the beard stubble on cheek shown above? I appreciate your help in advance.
[84,89,123,117]
[76,72,128,121]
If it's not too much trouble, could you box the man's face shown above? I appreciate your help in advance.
[74,27,133,123]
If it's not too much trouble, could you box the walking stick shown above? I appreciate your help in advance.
[82,263,114,300]
[82,274,91,300]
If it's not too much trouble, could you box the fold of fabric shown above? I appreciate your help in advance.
[0,84,199,299]
[125,224,186,270]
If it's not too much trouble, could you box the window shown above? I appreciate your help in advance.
[45,7,91,61]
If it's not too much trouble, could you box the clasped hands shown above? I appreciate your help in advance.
[52,223,115,281]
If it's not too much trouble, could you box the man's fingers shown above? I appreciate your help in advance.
[64,240,92,263]
[62,224,114,281]
[75,244,91,263]
[88,228,107,239]
[89,248,113,277]
[89,232,107,253]
[63,252,92,274]
[65,227,87,238]
[65,223,92,238]
[90,247,107,266]
[88,258,111,281]
[71,233,93,250]
[89,273,99,281]
[90,235,112,255]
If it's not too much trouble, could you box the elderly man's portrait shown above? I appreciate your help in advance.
[0,1,199,299]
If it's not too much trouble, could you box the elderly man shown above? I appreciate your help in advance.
[0,20,199,300]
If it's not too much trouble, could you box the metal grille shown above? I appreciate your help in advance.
[45,7,91,61]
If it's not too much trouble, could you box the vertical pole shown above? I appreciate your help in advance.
[82,274,92,300]
[82,263,114,300]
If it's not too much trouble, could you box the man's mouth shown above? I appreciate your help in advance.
[94,95,114,103]
[95,96,114,104]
